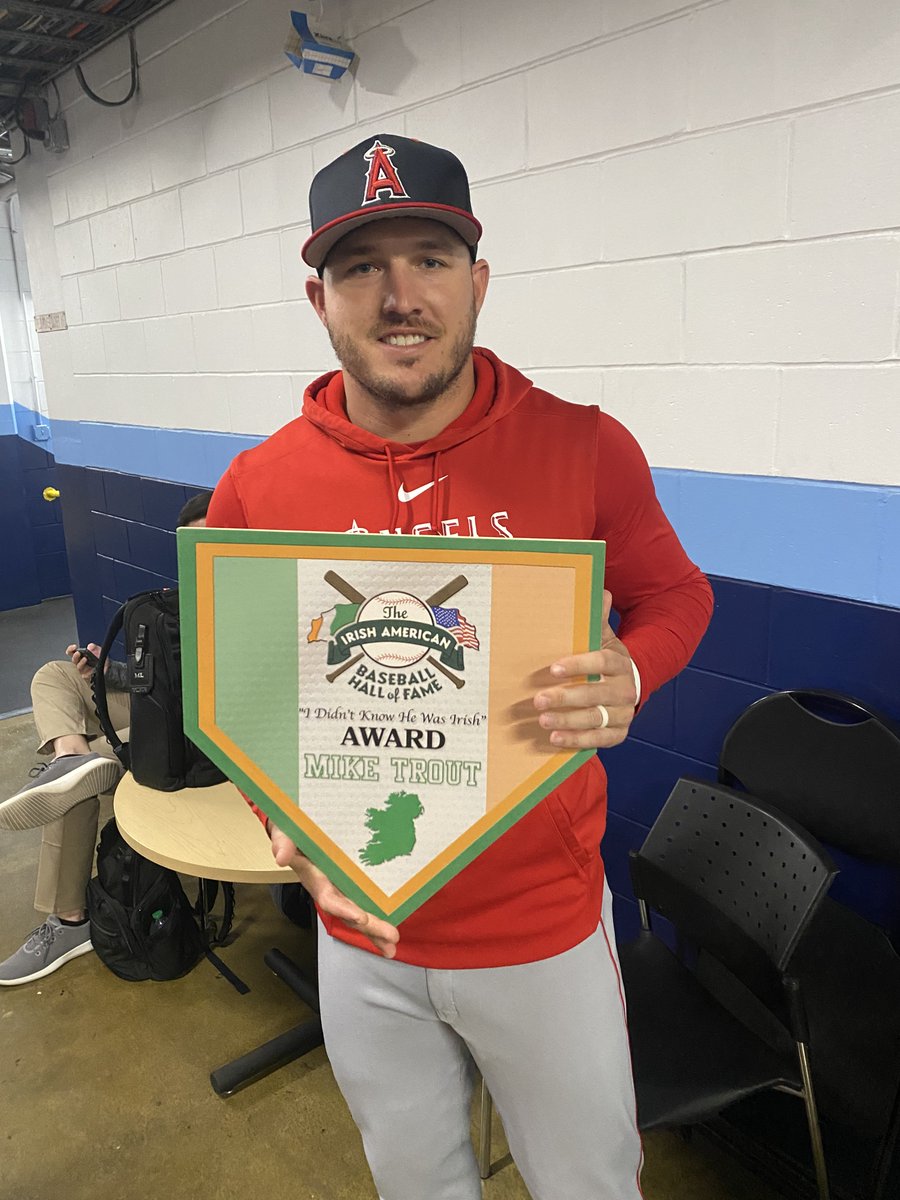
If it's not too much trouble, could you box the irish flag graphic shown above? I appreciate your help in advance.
[307,603,359,643]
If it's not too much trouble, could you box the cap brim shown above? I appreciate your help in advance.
[302,202,482,268]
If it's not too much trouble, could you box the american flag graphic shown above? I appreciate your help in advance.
[431,606,480,650]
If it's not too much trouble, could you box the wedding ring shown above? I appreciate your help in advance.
[596,704,610,730]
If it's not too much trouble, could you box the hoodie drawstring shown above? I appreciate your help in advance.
[385,444,401,532]
[430,449,443,534]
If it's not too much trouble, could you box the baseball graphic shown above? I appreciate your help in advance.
[357,591,433,667]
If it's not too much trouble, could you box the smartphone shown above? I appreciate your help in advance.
[76,646,100,668]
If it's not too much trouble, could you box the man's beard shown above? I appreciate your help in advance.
[326,308,477,410]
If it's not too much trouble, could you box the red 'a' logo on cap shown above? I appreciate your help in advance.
[362,140,409,206]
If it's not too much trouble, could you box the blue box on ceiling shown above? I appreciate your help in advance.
[285,10,354,79]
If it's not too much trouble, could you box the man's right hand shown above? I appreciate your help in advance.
[269,824,400,959]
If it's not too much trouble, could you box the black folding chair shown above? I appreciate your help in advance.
[720,690,900,1199]
[620,777,838,1199]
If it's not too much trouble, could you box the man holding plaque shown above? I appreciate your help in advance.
[208,135,712,1198]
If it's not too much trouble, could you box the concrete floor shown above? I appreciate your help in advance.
[0,710,783,1200]
[0,597,77,717]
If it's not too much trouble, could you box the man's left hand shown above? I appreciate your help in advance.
[533,590,637,750]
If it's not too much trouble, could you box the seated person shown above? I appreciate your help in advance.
[0,491,210,985]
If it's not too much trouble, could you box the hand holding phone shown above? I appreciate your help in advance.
[75,646,99,668]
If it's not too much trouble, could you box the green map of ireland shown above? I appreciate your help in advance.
[359,792,425,866]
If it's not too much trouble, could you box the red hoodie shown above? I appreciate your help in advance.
[208,348,712,968]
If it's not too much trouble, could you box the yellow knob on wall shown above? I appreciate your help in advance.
[42,486,60,501]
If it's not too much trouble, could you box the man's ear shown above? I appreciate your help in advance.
[471,258,490,317]
[306,274,327,327]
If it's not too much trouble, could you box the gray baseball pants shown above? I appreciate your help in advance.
[317,882,644,1199]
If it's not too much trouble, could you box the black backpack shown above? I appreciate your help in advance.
[87,819,237,983]
[93,588,225,791]
[87,818,208,981]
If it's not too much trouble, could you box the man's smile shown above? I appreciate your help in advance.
[376,326,438,351]
[381,333,430,347]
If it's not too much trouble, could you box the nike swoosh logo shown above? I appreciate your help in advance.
[397,475,448,503]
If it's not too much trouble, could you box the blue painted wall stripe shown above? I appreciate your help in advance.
[653,467,900,609]
[9,410,900,609]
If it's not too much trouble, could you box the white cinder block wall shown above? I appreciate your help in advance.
[0,204,19,424]
[12,0,900,497]
[0,198,41,424]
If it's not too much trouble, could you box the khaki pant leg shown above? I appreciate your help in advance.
[34,797,99,915]
[29,663,130,914]
[31,659,130,756]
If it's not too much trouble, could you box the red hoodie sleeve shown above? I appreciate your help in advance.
[594,412,713,700]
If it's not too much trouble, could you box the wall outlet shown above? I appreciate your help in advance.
[34,311,67,333]
[33,424,51,441]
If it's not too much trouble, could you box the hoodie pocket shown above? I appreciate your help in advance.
[543,794,593,874]
[542,758,606,874]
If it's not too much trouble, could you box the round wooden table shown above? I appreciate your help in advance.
[113,773,294,883]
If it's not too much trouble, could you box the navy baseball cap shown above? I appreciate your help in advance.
[302,133,482,269]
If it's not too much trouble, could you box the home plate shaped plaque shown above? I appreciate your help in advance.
[178,530,605,923]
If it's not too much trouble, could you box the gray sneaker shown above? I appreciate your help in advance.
[0,752,123,831]
[0,916,93,986]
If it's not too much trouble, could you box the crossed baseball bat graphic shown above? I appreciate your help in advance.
[323,570,469,688]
